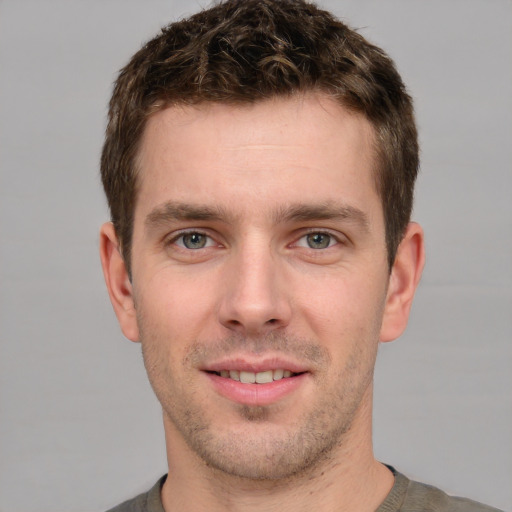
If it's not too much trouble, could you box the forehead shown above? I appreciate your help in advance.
[135,94,379,222]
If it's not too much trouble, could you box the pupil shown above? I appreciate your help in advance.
[184,233,206,249]
[307,233,330,249]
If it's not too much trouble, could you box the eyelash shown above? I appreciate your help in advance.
[166,229,344,251]
[293,230,343,250]
[166,230,216,250]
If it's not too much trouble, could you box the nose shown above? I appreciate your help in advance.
[218,243,292,336]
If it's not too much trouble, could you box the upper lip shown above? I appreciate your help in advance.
[201,356,309,374]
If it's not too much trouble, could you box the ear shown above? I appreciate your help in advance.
[99,222,140,342]
[380,222,425,343]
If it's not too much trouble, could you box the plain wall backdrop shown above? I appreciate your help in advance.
[0,1,511,511]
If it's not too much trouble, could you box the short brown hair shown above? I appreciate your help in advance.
[101,0,418,274]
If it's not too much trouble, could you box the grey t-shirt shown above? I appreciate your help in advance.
[106,467,504,512]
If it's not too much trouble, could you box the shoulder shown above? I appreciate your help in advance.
[106,492,147,512]
[387,468,504,512]
[105,476,166,512]
[405,478,503,512]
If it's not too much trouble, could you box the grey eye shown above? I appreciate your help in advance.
[306,233,332,249]
[181,233,208,249]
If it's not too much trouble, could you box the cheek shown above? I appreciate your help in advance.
[134,266,220,344]
[294,271,387,345]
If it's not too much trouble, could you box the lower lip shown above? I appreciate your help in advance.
[205,372,307,406]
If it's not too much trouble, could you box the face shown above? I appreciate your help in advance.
[102,94,421,480]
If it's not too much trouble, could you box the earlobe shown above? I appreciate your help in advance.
[99,222,140,342]
[380,222,425,343]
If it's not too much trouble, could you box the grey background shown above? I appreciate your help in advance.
[0,1,511,511]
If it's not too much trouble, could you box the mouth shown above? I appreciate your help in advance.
[209,369,299,384]
[204,363,308,406]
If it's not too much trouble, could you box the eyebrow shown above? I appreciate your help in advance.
[145,202,235,229]
[145,200,369,232]
[271,202,370,231]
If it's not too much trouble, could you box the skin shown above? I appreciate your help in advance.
[100,93,424,512]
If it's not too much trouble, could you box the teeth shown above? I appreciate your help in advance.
[255,370,273,384]
[219,369,295,383]
[273,369,284,380]
[239,371,256,384]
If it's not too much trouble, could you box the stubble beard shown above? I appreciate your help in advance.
[141,330,377,482]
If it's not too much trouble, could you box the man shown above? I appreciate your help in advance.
[98,1,502,511]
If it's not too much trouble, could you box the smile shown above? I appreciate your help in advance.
[214,369,296,383]
[207,368,307,406]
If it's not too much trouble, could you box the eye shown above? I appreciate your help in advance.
[297,232,337,249]
[175,232,215,249]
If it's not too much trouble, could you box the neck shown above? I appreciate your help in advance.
[161,387,393,512]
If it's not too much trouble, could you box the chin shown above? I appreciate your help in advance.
[176,409,349,482]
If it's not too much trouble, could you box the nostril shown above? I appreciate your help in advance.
[267,318,278,324]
